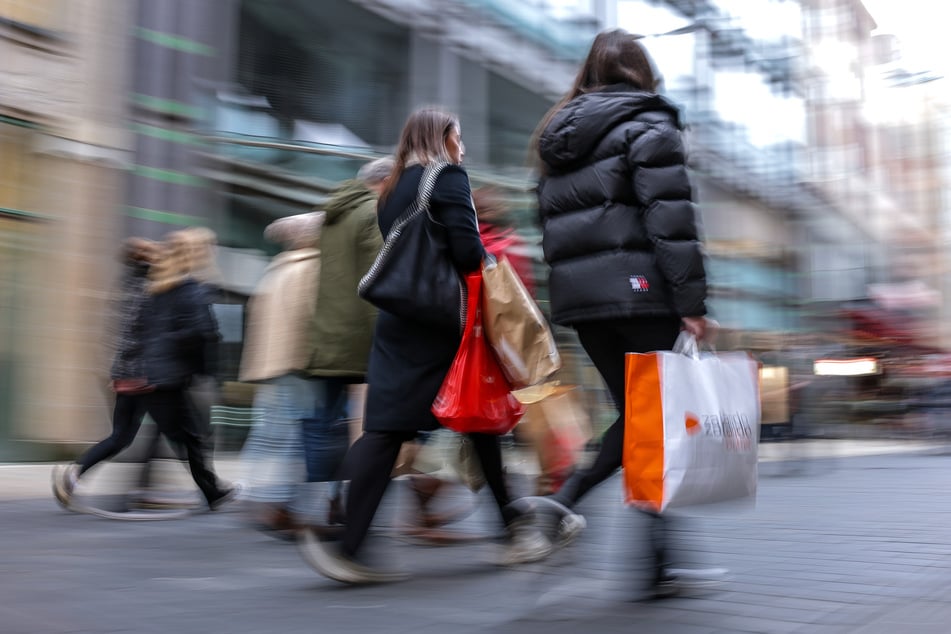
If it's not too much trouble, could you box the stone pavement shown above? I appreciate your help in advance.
[2,441,951,633]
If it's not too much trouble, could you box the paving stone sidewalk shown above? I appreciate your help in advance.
[2,444,951,633]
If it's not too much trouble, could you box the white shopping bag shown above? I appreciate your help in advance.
[623,335,760,512]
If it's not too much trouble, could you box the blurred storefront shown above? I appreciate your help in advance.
[196,0,608,425]
[0,0,132,458]
[4,0,948,455]
[2,0,603,454]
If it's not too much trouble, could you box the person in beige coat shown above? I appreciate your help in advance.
[238,212,325,534]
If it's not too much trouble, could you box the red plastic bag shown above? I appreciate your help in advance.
[432,271,524,435]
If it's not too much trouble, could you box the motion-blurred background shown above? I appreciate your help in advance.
[1,0,948,459]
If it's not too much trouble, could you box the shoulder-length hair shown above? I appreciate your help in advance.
[380,107,459,203]
[149,227,219,294]
[532,29,659,161]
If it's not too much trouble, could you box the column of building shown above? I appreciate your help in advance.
[0,0,133,453]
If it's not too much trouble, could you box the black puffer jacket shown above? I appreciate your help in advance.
[536,85,707,326]
[141,279,220,388]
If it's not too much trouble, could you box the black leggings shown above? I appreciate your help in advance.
[340,430,515,557]
[76,394,147,475]
[139,388,225,504]
[560,317,681,507]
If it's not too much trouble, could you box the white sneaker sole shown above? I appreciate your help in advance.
[498,529,554,566]
[665,567,731,588]
[297,527,408,584]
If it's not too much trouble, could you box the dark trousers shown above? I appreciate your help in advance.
[76,394,147,475]
[138,388,224,504]
[563,317,682,504]
[340,430,515,557]
[567,317,682,577]
[138,379,216,491]
[301,377,351,483]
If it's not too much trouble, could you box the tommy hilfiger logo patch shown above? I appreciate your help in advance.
[629,275,650,292]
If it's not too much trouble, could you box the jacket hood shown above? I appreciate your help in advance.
[322,179,376,225]
[538,87,683,169]
[264,247,320,273]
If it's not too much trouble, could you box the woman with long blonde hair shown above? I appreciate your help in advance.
[135,230,236,509]
[298,108,552,584]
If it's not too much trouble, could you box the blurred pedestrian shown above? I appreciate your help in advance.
[299,108,552,584]
[133,231,237,510]
[134,226,222,501]
[238,212,325,535]
[300,157,391,525]
[472,186,535,297]
[472,187,577,496]
[177,226,225,401]
[52,237,158,508]
[532,28,719,595]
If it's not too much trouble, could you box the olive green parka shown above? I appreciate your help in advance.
[307,180,382,377]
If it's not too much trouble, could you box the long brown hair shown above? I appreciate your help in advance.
[380,107,459,203]
[532,29,659,161]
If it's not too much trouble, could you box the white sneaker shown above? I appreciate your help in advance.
[297,527,408,585]
[666,567,730,587]
[653,567,730,598]
[51,464,79,509]
[499,521,553,566]
[555,513,586,549]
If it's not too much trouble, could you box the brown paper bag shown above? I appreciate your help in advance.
[516,383,592,495]
[481,256,561,388]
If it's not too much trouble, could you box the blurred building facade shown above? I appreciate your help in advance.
[602,0,949,428]
[0,0,132,458]
[1,0,603,454]
[601,0,839,347]
[801,0,950,352]
[3,0,948,455]
[863,33,951,348]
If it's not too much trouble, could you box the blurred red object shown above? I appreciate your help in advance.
[432,272,523,435]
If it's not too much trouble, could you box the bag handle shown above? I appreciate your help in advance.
[673,332,701,359]
[673,317,721,359]
[672,331,719,359]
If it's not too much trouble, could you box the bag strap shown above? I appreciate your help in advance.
[394,161,449,228]
[358,162,450,296]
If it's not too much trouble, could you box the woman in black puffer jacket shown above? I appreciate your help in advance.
[534,29,714,595]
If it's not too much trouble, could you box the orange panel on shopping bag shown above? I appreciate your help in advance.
[623,352,665,512]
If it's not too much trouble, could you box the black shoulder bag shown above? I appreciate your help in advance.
[358,162,466,331]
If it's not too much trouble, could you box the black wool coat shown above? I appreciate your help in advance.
[536,85,707,326]
[364,164,485,434]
